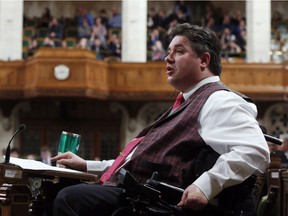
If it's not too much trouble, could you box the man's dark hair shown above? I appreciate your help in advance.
[168,23,222,76]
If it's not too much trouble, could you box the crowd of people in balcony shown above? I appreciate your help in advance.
[23,1,287,62]
[23,6,123,60]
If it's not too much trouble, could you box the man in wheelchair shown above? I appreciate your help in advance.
[51,23,270,216]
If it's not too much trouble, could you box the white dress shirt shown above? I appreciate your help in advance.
[184,76,270,200]
[86,76,270,200]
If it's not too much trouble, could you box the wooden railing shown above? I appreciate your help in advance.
[0,48,288,101]
[258,156,288,216]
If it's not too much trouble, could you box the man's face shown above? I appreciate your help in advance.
[165,35,202,92]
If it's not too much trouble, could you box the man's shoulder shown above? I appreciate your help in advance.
[208,89,253,105]
[215,81,254,104]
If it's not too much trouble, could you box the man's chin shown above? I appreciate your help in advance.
[167,80,179,91]
[167,77,173,86]
[167,77,174,84]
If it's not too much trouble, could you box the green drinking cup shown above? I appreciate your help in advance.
[58,131,81,154]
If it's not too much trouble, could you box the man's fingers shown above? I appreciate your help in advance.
[177,191,188,207]
[177,184,208,211]
[51,152,71,161]
[182,195,207,211]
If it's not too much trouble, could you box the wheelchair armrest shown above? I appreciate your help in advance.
[145,172,184,205]
[116,168,162,201]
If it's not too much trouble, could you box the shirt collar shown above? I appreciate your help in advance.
[182,76,220,101]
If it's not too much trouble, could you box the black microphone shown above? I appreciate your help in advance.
[4,124,26,164]
[264,134,283,145]
[260,124,283,145]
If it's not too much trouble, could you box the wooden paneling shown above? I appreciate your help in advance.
[0,60,25,98]
[221,63,287,100]
[0,48,288,101]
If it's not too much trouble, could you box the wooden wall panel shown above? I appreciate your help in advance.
[0,61,24,88]
[0,61,25,98]
[1,48,288,101]
[221,63,287,100]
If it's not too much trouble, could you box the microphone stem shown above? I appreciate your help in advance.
[4,127,23,164]
[4,144,10,164]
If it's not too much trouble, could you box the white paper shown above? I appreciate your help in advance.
[10,157,83,174]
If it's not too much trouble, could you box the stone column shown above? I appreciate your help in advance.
[0,0,24,60]
[246,0,271,63]
[121,0,147,62]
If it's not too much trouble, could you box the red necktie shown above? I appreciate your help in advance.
[99,136,144,183]
[172,93,185,110]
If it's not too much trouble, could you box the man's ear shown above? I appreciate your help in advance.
[200,52,211,70]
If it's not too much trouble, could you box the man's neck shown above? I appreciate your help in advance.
[182,76,220,100]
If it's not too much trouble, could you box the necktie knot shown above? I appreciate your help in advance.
[172,93,185,110]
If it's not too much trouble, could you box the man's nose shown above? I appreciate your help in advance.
[165,53,173,63]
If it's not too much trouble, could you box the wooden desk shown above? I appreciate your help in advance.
[0,159,98,216]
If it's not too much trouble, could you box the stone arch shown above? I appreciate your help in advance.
[263,102,288,138]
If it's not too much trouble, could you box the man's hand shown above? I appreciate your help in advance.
[51,152,87,172]
[177,184,208,211]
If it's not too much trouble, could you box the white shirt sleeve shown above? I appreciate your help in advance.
[194,90,270,200]
[86,159,114,175]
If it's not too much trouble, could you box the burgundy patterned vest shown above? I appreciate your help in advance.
[110,82,228,188]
